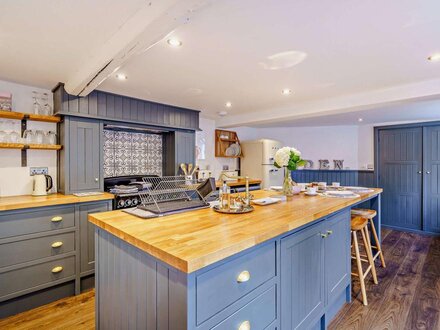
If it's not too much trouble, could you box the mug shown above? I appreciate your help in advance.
[318,182,327,188]
[332,182,340,187]
[307,186,317,195]
[297,183,307,192]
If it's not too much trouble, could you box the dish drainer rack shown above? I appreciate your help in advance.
[137,175,210,214]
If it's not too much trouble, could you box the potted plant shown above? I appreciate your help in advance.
[274,146,306,196]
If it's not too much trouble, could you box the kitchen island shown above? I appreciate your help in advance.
[89,189,382,330]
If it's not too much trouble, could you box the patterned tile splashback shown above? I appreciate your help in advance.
[103,130,163,178]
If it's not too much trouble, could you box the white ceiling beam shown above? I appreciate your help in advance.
[65,0,212,96]
[216,78,440,127]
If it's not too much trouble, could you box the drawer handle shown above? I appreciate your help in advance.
[238,320,251,330]
[51,266,63,274]
[320,233,328,238]
[237,270,250,283]
[326,230,333,236]
[51,241,63,248]
[51,216,63,222]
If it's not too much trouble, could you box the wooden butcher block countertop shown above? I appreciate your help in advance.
[89,188,382,273]
[0,193,114,212]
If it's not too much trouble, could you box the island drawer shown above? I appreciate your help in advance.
[0,206,75,239]
[196,242,276,325]
[0,232,75,268]
[211,285,276,330]
[0,255,75,300]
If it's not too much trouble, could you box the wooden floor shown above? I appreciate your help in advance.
[0,229,438,330]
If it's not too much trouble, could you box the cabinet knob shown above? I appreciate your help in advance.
[417,171,422,174]
[51,216,63,222]
[95,178,99,182]
[238,320,251,330]
[51,241,63,248]
[237,270,251,283]
[51,266,63,274]
[426,171,431,174]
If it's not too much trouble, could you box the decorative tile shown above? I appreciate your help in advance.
[103,129,163,177]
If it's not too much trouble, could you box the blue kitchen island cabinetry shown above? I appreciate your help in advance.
[90,189,381,329]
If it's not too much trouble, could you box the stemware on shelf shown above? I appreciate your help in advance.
[34,130,44,144]
[44,131,57,145]
[32,91,42,115]
[42,93,52,116]
[23,129,35,144]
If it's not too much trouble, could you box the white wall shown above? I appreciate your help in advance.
[196,117,239,178]
[0,80,56,197]
[238,126,361,170]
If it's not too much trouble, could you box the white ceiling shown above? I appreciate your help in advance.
[1,0,440,126]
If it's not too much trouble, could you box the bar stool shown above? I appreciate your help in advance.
[351,208,386,268]
[351,216,378,306]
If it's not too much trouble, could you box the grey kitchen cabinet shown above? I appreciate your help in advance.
[164,130,196,175]
[79,201,111,276]
[0,199,112,318]
[324,210,351,305]
[281,221,325,330]
[281,210,350,329]
[58,116,103,194]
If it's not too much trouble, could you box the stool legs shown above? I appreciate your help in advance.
[352,231,368,306]
[369,218,386,268]
[361,225,378,285]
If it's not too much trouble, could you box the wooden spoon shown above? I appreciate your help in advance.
[180,163,187,175]
[188,164,193,176]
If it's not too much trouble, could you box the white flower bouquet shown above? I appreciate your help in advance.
[274,146,306,171]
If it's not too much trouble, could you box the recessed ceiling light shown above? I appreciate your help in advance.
[281,88,292,95]
[115,73,127,80]
[225,102,232,108]
[428,53,440,62]
[218,111,228,117]
[167,38,182,47]
[358,118,363,122]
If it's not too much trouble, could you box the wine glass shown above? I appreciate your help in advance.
[42,93,52,115]
[32,91,42,115]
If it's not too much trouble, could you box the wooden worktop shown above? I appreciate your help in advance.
[89,188,382,273]
[0,192,114,212]
[215,178,262,188]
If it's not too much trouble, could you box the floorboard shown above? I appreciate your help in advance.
[0,230,438,330]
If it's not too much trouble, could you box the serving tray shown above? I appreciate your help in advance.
[212,205,254,214]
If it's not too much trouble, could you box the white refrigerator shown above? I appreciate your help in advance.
[240,139,284,189]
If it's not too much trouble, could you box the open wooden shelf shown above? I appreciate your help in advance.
[0,110,60,123]
[215,129,242,158]
[0,110,24,120]
[27,113,61,123]
[0,142,62,150]
[0,142,25,149]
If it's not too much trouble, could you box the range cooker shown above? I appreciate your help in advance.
[104,175,157,209]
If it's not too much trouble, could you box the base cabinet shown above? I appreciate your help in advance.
[79,202,111,276]
[95,209,352,330]
[281,210,350,330]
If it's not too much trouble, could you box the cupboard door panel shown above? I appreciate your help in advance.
[79,202,111,275]
[324,210,350,305]
[69,118,102,192]
[281,223,324,330]
[424,126,440,233]
[378,127,423,230]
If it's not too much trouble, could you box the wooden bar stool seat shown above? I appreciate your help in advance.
[351,208,386,268]
[351,216,378,306]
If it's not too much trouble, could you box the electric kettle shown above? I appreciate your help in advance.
[32,174,53,196]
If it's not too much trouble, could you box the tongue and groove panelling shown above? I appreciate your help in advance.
[53,83,200,131]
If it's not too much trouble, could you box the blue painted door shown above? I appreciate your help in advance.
[323,211,350,305]
[280,223,324,330]
[424,126,440,233]
[378,127,423,230]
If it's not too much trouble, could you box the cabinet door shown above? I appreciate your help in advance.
[281,223,324,330]
[378,127,423,230]
[175,131,195,174]
[69,117,103,192]
[424,126,440,233]
[323,210,350,305]
[79,202,110,275]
